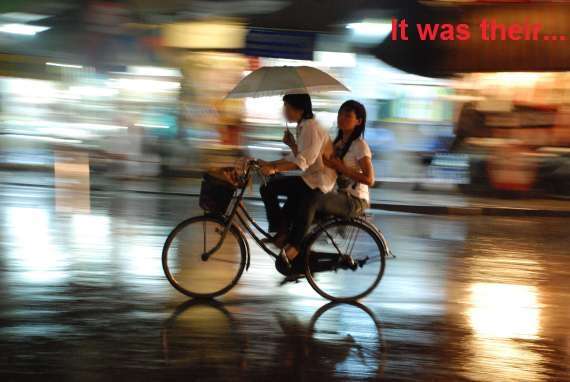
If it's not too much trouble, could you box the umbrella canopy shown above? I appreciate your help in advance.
[226,65,349,98]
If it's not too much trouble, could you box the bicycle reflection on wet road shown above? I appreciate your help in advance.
[161,301,385,380]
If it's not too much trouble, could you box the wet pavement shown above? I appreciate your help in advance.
[0,184,569,381]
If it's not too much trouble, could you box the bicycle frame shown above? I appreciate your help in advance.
[201,163,281,262]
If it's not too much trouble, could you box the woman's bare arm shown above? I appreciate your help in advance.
[323,155,375,187]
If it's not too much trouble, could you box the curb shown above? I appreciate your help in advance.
[369,202,570,217]
[115,189,570,217]
[2,182,568,217]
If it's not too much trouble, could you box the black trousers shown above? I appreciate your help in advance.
[260,175,322,247]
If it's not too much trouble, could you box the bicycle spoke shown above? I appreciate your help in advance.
[321,227,344,256]
[305,220,386,302]
[206,257,242,265]
[346,225,360,257]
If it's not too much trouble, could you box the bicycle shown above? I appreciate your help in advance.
[162,160,392,302]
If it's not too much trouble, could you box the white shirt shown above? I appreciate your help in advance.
[285,118,337,193]
[337,137,372,204]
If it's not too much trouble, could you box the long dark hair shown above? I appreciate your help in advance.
[283,93,314,121]
[333,100,367,159]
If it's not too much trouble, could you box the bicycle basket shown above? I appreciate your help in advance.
[199,172,237,214]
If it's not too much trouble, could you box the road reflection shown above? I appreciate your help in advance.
[161,300,385,380]
[468,282,540,340]
[464,282,545,381]
[5,206,67,284]
[1,186,569,380]
[456,219,550,381]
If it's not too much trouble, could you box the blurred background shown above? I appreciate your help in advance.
[1,2,570,379]
[0,0,569,206]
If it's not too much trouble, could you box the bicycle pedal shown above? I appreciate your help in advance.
[279,274,305,286]
[290,274,305,282]
[357,256,370,268]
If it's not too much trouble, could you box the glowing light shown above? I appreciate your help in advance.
[347,21,392,38]
[75,123,127,131]
[128,246,165,278]
[69,86,118,98]
[489,72,544,85]
[464,283,545,381]
[245,96,282,123]
[5,78,57,98]
[135,123,169,129]
[128,66,181,77]
[0,12,49,22]
[0,23,50,35]
[47,62,83,69]
[314,51,357,68]
[246,145,284,152]
[111,78,180,92]
[6,207,67,284]
[468,282,540,339]
[3,134,82,144]
[72,214,110,248]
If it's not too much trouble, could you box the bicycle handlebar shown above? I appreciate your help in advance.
[241,159,268,186]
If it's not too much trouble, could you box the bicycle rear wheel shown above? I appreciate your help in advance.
[162,215,247,298]
[303,219,386,302]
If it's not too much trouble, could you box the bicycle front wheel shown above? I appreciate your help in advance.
[162,215,247,298]
[304,219,386,302]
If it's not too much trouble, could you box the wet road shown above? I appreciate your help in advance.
[0,184,569,381]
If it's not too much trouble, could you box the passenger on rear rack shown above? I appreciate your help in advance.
[318,100,374,219]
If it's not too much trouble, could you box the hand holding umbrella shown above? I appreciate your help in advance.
[283,128,297,155]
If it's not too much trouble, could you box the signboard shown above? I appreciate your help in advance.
[245,28,316,61]
[163,21,246,49]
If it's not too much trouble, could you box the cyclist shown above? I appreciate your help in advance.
[258,94,336,266]
[278,100,374,271]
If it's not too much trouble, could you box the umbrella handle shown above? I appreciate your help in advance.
[283,127,296,148]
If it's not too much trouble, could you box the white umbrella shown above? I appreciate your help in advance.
[226,65,350,99]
